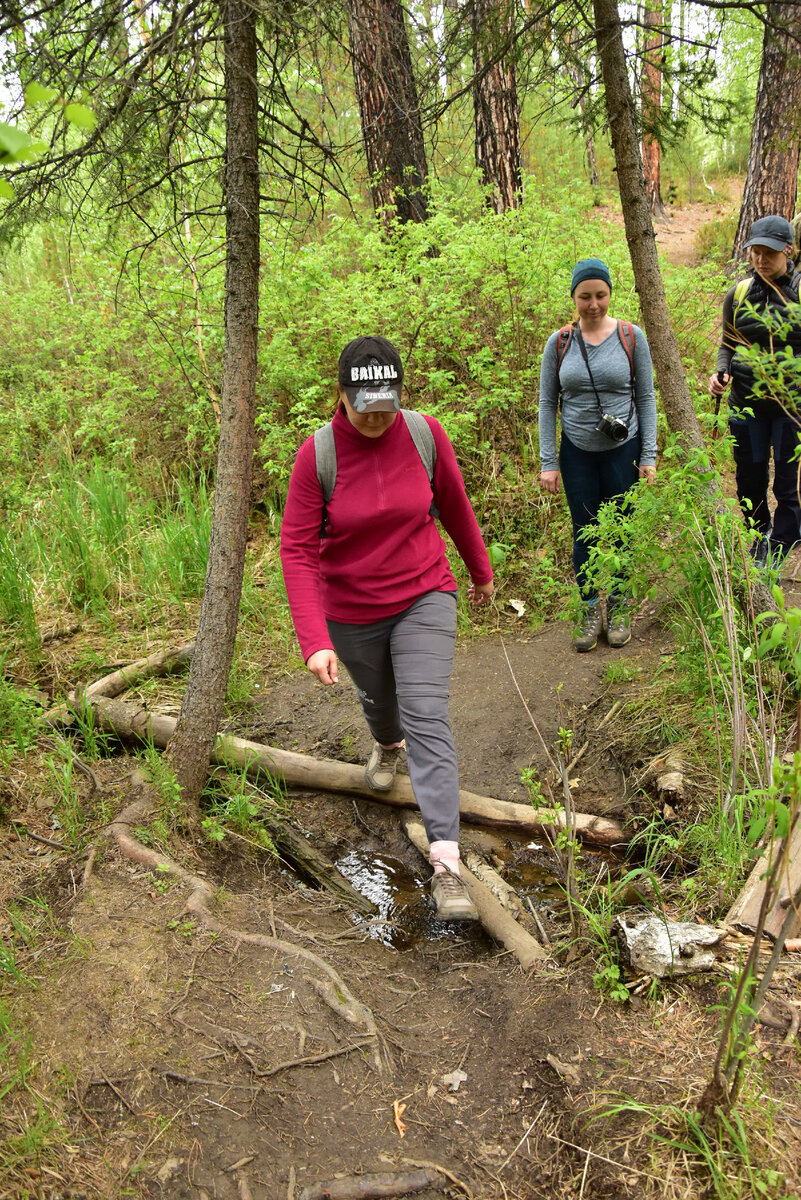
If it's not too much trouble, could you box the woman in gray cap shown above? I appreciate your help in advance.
[539,258,658,652]
[709,215,801,573]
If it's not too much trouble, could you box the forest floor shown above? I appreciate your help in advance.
[2,191,801,1200]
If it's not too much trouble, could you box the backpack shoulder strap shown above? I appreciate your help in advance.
[313,422,336,503]
[555,325,574,374]
[733,277,751,311]
[400,409,439,518]
[400,409,436,481]
[616,320,636,378]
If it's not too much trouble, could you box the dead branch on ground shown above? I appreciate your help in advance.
[298,1170,441,1200]
[43,641,195,728]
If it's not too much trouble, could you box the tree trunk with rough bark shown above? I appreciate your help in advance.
[346,0,429,225]
[591,0,703,448]
[733,3,801,259]
[641,0,667,222]
[167,0,259,814]
[472,0,521,212]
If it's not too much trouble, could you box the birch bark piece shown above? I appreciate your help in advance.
[613,913,726,977]
[726,819,801,942]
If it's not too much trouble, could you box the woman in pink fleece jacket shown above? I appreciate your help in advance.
[280,336,494,921]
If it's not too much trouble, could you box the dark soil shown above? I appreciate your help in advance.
[2,594,801,1200]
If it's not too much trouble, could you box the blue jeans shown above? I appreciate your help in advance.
[729,412,801,557]
[559,431,641,602]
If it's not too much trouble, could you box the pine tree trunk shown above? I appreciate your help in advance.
[591,0,703,447]
[472,0,521,212]
[641,0,667,222]
[734,3,801,259]
[346,0,429,225]
[167,0,259,814]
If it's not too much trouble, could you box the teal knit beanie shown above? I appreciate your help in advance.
[571,258,613,295]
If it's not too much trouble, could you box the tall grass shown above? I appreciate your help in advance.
[14,460,215,621]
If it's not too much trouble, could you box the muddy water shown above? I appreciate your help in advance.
[336,830,570,950]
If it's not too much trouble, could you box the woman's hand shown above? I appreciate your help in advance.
[540,470,561,495]
[306,648,339,685]
[709,371,729,396]
[468,580,495,606]
[639,464,657,481]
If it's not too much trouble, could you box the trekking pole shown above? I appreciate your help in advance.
[711,371,726,441]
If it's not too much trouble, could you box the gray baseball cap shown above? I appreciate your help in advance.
[743,215,794,252]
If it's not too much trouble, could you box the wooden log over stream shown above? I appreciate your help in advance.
[403,817,548,968]
[80,695,629,848]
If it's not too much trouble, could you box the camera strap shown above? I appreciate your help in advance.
[574,324,636,429]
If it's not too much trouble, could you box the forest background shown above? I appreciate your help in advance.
[1,0,801,1197]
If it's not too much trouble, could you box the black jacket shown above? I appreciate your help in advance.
[716,270,801,417]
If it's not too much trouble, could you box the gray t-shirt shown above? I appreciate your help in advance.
[538,323,658,472]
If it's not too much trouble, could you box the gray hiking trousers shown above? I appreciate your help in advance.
[327,590,460,844]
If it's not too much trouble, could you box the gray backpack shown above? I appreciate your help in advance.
[313,409,438,536]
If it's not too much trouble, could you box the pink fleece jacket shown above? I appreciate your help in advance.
[280,405,493,662]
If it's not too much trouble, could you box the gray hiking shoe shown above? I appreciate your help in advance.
[573,601,603,652]
[430,867,479,922]
[365,742,401,791]
[606,601,632,648]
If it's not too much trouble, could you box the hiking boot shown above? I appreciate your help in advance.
[430,867,479,922]
[573,600,603,652]
[606,601,632,648]
[749,534,771,569]
[364,742,401,792]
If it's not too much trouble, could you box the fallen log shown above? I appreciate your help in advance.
[43,642,195,729]
[266,817,376,916]
[82,695,628,848]
[298,1170,441,1200]
[726,819,801,942]
[403,817,548,969]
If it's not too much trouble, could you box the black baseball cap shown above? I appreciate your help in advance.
[338,336,403,412]
[743,216,794,252]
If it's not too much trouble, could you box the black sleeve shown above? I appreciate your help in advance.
[716,287,737,376]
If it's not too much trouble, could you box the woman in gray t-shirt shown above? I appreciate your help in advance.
[538,258,658,652]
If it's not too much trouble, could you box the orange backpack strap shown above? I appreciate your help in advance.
[555,324,575,373]
[555,323,576,403]
[616,320,636,382]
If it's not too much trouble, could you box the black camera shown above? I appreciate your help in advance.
[595,413,629,442]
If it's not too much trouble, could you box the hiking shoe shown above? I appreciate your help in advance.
[430,867,479,922]
[573,601,603,652]
[364,742,401,791]
[606,601,632,648]
[749,535,771,569]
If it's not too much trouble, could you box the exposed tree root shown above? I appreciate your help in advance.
[103,771,388,1074]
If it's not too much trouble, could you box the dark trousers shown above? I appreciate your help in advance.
[559,432,641,601]
[327,590,460,844]
[729,413,801,557]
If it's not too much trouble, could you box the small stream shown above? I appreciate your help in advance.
[335,830,576,950]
